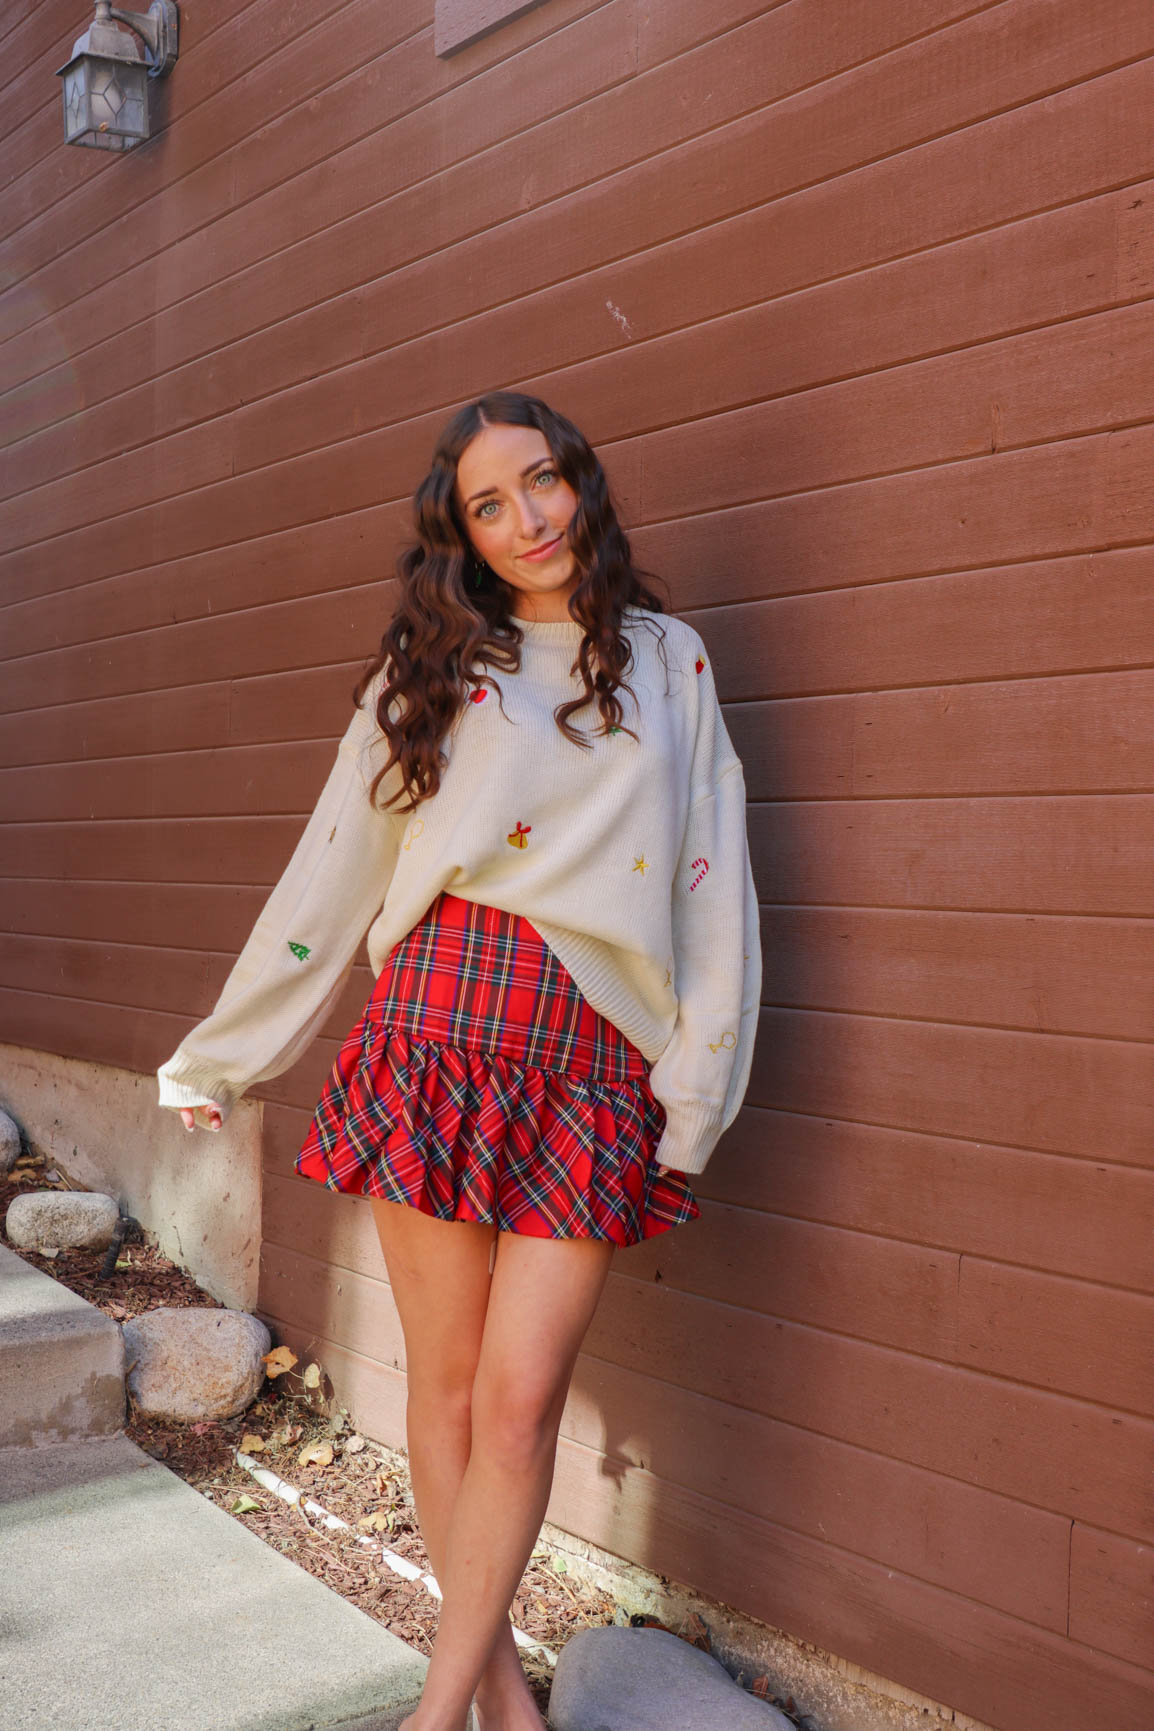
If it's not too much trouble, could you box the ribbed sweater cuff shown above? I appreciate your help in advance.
[156,1053,238,1122]
[653,1099,726,1177]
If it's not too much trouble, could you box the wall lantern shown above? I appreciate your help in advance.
[55,1,179,152]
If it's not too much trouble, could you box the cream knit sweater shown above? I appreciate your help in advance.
[157,606,761,1177]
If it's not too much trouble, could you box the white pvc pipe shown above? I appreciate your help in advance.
[235,1449,558,1664]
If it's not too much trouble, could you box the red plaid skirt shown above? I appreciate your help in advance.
[294,890,700,1244]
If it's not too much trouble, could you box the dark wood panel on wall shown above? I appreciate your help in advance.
[5,0,1154,1723]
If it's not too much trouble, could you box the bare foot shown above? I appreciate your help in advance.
[472,1679,548,1731]
[396,1713,472,1731]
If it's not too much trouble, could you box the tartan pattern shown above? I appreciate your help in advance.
[295,890,701,1243]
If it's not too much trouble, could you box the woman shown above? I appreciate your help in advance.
[158,390,761,1731]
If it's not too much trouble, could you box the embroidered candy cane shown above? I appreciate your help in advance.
[689,857,709,891]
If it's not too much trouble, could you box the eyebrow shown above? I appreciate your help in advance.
[463,457,553,508]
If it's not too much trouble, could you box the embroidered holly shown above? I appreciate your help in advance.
[609,725,621,735]
[507,820,532,849]
[288,941,311,961]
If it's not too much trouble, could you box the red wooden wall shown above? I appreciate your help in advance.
[2,4,1152,1727]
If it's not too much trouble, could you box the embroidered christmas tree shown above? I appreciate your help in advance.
[507,820,532,849]
[288,941,311,961]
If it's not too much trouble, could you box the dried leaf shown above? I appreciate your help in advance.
[344,1434,366,1454]
[262,1345,298,1377]
[751,1675,770,1698]
[229,1494,261,1515]
[357,1509,393,1533]
[302,1362,322,1389]
[299,1440,333,1468]
[240,1434,266,1453]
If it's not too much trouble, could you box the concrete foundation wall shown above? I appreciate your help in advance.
[0,1044,262,1312]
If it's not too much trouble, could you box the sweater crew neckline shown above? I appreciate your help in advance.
[511,615,586,640]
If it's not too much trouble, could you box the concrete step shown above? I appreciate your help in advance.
[0,1241,435,1729]
[0,1241,125,1448]
[0,1432,429,1731]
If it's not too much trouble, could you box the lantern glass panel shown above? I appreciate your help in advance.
[62,62,89,140]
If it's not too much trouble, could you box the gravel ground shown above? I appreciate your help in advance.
[2,1152,807,1727]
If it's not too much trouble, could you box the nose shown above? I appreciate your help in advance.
[515,489,547,538]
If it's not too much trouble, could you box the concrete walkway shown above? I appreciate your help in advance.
[0,1242,431,1730]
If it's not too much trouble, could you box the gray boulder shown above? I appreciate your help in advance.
[0,1109,20,1175]
[123,1306,271,1422]
[548,1626,796,1731]
[5,1189,120,1250]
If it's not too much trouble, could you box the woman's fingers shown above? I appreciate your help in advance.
[179,1103,223,1133]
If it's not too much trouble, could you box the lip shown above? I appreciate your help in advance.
[520,533,563,562]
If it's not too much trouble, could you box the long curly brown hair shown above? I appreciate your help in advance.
[354,390,673,816]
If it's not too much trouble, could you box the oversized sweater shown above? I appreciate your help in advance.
[156,606,761,1177]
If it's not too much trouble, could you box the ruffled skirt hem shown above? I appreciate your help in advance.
[295,1019,700,1246]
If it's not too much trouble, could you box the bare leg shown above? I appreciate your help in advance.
[370,1200,540,1726]
[400,1228,615,1731]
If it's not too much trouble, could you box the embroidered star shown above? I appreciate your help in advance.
[632,856,649,875]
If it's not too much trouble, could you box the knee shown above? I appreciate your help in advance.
[407,1369,476,1442]
[470,1373,566,1473]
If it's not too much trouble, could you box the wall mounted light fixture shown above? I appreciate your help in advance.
[56,1,179,152]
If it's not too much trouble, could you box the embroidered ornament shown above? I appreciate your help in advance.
[708,1030,737,1053]
[403,819,424,851]
[507,820,532,849]
[695,656,705,674]
[688,857,710,891]
[470,688,488,704]
[288,941,311,962]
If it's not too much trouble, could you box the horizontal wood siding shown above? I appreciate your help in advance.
[3,3,1152,1726]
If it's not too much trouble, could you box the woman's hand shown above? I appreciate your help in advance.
[179,1101,223,1133]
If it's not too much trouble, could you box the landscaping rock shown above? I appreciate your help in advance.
[5,1189,120,1250]
[122,1306,271,1422]
[548,1625,796,1731]
[0,1109,20,1175]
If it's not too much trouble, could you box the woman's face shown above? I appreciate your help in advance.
[455,423,581,622]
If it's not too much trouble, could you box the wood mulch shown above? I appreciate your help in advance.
[2,1152,809,1728]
